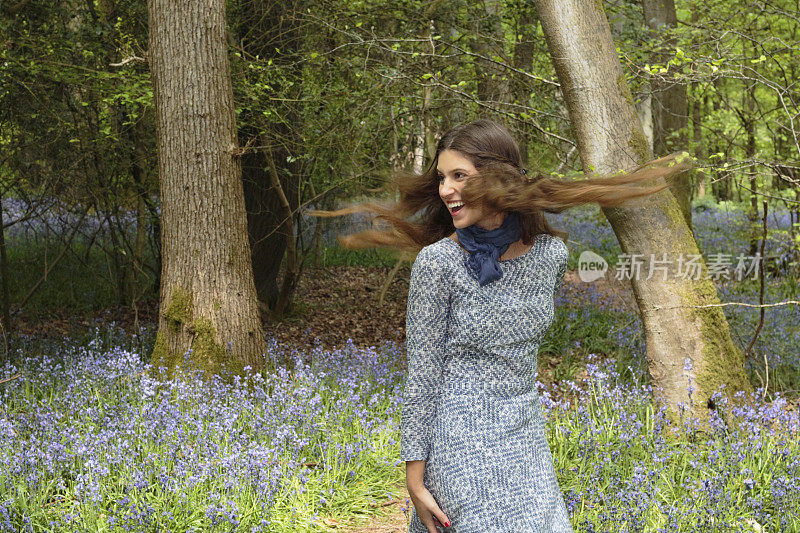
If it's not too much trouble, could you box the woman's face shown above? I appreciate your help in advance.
[437,149,504,230]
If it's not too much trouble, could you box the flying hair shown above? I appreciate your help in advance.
[308,119,692,253]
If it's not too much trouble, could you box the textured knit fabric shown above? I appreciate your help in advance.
[401,232,573,533]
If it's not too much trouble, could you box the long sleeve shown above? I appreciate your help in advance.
[400,246,451,462]
[553,237,568,293]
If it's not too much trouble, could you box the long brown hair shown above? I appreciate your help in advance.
[310,119,691,252]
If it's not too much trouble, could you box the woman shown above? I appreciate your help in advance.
[313,119,689,532]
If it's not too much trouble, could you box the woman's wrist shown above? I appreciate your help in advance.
[405,460,426,490]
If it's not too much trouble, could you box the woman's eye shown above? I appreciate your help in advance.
[437,175,444,182]
[455,172,465,180]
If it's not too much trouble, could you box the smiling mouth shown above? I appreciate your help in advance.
[446,201,465,215]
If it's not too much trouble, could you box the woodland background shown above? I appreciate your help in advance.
[2,0,798,328]
[0,1,799,531]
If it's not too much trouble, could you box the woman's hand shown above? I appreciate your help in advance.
[408,483,450,532]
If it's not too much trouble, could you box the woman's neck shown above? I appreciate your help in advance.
[475,211,505,231]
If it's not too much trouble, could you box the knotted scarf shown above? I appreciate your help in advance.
[455,212,521,286]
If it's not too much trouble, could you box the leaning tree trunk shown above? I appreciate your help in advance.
[148,0,268,376]
[642,0,691,229]
[533,0,753,427]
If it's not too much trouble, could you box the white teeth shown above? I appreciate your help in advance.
[446,201,464,209]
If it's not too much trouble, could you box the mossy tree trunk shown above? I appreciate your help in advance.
[147,0,269,377]
[534,0,753,427]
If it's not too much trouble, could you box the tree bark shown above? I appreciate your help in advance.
[0,191,11,342]
[512,5,538,166]
[691,85,706,198]
[414,20,435,174]
[534,0,753,427]
[690,7,706,199]
[471,0,512,120]
[148,0,268,376]
[642,0,691,230]
[234,1,303,313]
[744,39,760,257]
[266,143,298,316]
[240,131,293,310]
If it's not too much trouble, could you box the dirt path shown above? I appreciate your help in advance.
[319,483,411,533]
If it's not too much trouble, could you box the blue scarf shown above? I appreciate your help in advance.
[456,212,522,286]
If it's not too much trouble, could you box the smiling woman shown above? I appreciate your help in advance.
[437,149,505,231]
[307,118,690,533]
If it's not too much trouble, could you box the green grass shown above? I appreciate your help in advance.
[3,237,157,318]
[310,246,402,268]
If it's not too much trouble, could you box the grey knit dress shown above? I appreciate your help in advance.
[401,233,574,533]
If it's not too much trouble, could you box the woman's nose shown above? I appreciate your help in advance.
[440,177,455,196]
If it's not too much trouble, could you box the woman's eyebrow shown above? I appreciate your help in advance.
[437,168,469,174]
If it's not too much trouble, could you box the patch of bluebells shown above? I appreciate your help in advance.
[539,354,800,532]
[0,327,797,531]
[0,333,407,531]
[714,280,800,374]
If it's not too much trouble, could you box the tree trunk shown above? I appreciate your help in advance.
[240,130,293,310]
[534,0,753,427]
[471,0,511,120]
[132,162,148,302]
[512,5,538,166]
[744,40,760,257]
[148,0,268,376]
[642,0,691,230]
[104,209,129,306]
[414,19,436,175]
[126,114,151,307]
[691,86,706,198]
[266,143,298,316]
[0,191,11,343]
[149,200,162,294]
[745,114,759,257]
[234,1,303,313]
[690,8,706,200]
[635,90,654,154]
